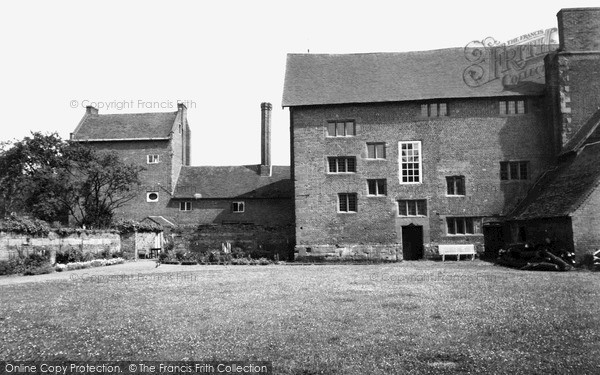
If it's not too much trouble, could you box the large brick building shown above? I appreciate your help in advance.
[71,103,294,248]
[282,7,600,260]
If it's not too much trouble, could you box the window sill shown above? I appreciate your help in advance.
[367,194,387,197]
[446,195,466,197]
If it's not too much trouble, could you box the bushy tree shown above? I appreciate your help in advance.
[0,132,143,228]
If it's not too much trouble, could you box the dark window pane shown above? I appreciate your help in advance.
[519,162,528,180]
[407,201,417,216]
[347,158,356,172]
[457,176,466,195]
[417,200,426,215]
[398,201,407,216]
[328,158,337,173]
[377,180,386,195]
[367,180,376,195]
[446,177,454,195]
[500,162,509,180]
[466,218,474,234]
[447,218,456,234]
[456,218,465,234]
[339,194,347,212]
[338,159,347,172]
[510,162,519,180]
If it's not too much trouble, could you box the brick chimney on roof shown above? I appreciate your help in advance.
[259,102,272,177]
[86,106,98,115]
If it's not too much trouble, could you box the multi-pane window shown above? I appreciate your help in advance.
[499,99,526,114]
[367,179,386,196]
[338,193,357,212]
[500,161,528,180]
[421,103,448,117]
[328,157,356,173]
[446,176,466,196]
[327,120,356,137]
[179,201,192,211]
[367,143,386,159]
[447,217,482,235]
[398,200,427,216]
[399,141,422,184]
[232,202,245,213]
[147,154,160,164]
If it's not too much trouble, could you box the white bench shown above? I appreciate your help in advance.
[438,244,476,261]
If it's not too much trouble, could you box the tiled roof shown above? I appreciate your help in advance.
[512,142,600,220]
[72,112,178,140]
[282,48,551,107]
[173,165,292,199]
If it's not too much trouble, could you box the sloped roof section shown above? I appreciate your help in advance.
[282,48,550,107]
[72,112,178,140]
[560,108,600,155]
[173,165,292,199]
[512,142,600,220]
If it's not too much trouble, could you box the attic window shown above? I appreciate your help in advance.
[499,99,526,115]
[179,201,192,211]
[147,192,159,202]
[421,103,448,117]
[147,154,160,164]
[327,120,355,137]
[500,161,528,180]
[232,202,245,213]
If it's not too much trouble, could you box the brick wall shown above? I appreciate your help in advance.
[291,97,554,258]
[558,8,600,52]
[572,184,600,256]
[167,198,294,227]
[0,231,121,262]
[87,140,176,221]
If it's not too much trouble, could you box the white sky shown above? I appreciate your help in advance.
[1,0,598,166]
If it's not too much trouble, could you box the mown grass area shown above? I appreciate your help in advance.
[1,261,599,374]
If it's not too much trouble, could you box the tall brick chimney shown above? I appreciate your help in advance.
[558,8,600,52]
[259,102,272,176]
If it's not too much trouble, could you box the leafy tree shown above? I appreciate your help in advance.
[0,132,143,228]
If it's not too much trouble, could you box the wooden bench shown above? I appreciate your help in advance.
[438,244,476,261]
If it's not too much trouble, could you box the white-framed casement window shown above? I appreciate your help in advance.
[327,120,356,137]
[147,154,160,164]
[367,179,386,196]
[500,161,529,180]
[146,192,159,202]
[232,201,245,213]
[367,142,386,159]
[421,102,448,117]
[446,176,466,196]
[328,156,356,173]
[446,217,482,235]
[179,201,192,211]
[499,99,526,115]
[398,199,427,216]
[399,141,422,184]
[338,193,358,213]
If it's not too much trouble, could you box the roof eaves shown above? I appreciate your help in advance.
[72,137,171,142]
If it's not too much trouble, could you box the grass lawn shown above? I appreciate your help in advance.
[1,260,599,374]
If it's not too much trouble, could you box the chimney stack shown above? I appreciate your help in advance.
[86,106,98,115]
[259,102,272,176]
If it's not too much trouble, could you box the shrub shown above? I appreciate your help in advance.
[180,260,198,265]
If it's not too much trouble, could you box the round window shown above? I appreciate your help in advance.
[148,192,158,201]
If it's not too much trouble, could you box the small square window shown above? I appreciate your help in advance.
[147,192,159,202]
[179,201,192,211]
[147,154,160,164]
[367,143,386,159]
[338,193,357,213]
[232,202,245,213]
[446,176,466,196]
[500,161,529,180]
[367,179,386,196]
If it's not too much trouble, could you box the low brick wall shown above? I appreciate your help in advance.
[173,224,295,260]
[0,231,121,263]
[295,244,399,261]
